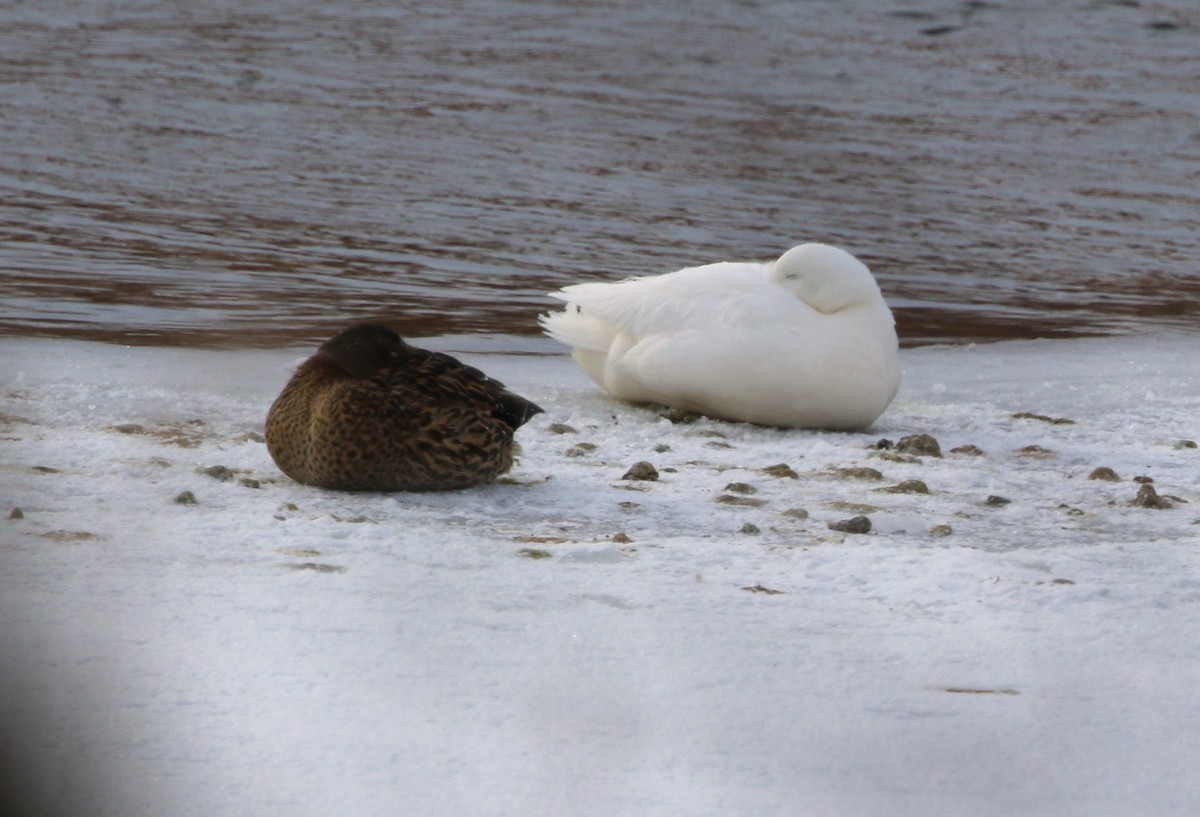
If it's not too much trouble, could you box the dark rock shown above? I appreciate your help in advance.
[715,494,767,507]
[897,434,942,458]
[986,495,1012,506]
[828,515,872,534]
[836,467,883,481]
[565,442,598,457]
[197,465,234,481]
[174,491,198,505]
[546,423,578,435]
[878,479,930,494]
[739,523,761,534]
[1133,475,1154,484]
[1087,467,1120,482]
[9,508,23,520]
[1175,440,1198,450]
[622,461,659,481]
[760,463,799,479]
[724,482,757,494]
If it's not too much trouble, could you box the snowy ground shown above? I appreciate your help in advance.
[1,333,1198,817]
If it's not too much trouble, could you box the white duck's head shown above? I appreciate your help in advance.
[770,243,883,315]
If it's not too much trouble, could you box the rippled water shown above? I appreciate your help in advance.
[2,0,1199,347]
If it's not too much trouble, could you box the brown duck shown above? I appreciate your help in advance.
[265,323,544,491]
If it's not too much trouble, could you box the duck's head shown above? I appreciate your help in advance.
[316,323,407,377]
[770,243,883,315]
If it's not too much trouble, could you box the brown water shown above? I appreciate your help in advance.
[2,0,1199,348]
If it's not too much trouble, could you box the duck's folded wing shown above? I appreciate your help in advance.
[545,262,787,340]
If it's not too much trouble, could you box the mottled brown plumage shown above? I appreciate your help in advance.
[265,323,543,491]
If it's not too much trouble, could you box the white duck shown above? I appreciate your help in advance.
[539,243,900,429]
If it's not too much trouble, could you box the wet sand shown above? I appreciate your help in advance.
[2,0,1198,347]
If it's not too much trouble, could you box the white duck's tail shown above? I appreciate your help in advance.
[538,307,617,353]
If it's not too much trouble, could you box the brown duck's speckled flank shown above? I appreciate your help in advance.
[265,324,543,492]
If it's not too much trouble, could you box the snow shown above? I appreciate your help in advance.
[1,334,1198,817]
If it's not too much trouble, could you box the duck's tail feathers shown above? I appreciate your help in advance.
[539,308,616,353]
[495,391,544,429]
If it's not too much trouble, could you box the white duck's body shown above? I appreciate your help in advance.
[539,243,900,429]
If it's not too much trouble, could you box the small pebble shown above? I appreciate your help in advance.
[1087,467,1120,482]
[174,491,198,505]
[868,438,894,450]
[622,461,659,481]
[546,423,578,435]
[1133,484,1172,509]
[986,495,1012,506]
[724,482,757,494]
[897,434,942,458]
[828,515,871,534]
[661,408,700,424]
[950,444,984,456]
[9,508,23,520]
[1017,445,1055,458]
[565,442,598,457]
[930,524,953,537]
[653,443,671,453]
[197,465,234,481]
[780,508,809,520]
[1175,439,1198,450]
[878,479,930,494]
[739,523,761,535]
[611,532,633,544]
[836,467,883,481]
[760,463,798,479]
[715,494,767,507]
[238,478,261,489]
[1133,475,1154,484]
